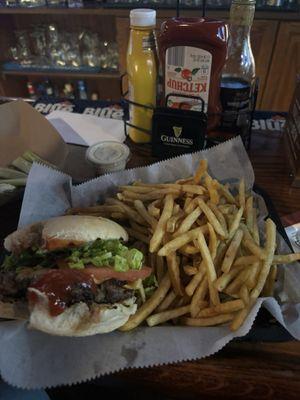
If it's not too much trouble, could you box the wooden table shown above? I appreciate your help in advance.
[1,129,300,399]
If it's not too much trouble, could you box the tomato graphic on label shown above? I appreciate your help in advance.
[174,67,201,82]
[181,69,192,81]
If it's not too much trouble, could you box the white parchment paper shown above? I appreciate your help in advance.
[1,137,299,389]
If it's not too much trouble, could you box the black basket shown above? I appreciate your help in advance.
[121,74,259,151]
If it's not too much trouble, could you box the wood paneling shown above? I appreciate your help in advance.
[251,20,279,109]
[261,22,300,111]
[116,17,129,75]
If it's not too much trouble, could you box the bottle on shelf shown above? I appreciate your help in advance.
[63,82,75,99]
[126,9,158,143]
[44,79,55,97]
[77,80,88,100]
[220,0,256,132]
[91,91,99,101]
[26,81,37,100]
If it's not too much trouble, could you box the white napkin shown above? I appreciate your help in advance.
[46,111,126,146]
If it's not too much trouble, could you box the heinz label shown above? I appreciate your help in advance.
[165,46,212,112]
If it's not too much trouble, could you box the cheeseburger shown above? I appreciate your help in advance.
[0,215,151,336]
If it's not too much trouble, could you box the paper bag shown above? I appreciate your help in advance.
[0,100,68,168]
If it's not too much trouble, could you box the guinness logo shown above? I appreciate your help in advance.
[173,126,183,138]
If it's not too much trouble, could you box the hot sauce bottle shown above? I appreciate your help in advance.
[158,17,228,130]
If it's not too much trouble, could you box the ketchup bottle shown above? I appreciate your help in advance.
[158,17,228,130]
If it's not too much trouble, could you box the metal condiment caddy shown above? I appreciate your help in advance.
[121,73,259,155]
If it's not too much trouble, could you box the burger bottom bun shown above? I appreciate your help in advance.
[28,290,137,336]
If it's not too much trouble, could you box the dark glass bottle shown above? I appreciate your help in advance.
[220,0,256,131]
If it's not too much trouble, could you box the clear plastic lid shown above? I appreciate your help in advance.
[86,141,130,167]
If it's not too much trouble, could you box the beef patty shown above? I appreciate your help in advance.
[0,269,133,305]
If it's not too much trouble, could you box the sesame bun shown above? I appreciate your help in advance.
[4,215,128,253]
[42,215,128,250]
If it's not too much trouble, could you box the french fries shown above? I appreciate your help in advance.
[157,226,207,257]
[182,314,235,326]
[221,229,244,273]
[197,198,226,238]
[166,253,184,296]
[147,305,190,327]
[150,194,174,253]
[120,274,171,331]
[68,159,299,333]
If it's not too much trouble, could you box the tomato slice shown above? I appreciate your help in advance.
[82,265,152,284]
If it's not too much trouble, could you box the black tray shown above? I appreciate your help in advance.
[0,185,295,342]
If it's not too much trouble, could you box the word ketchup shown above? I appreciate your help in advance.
[158,17,228,130]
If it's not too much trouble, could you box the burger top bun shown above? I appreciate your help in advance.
[4,215,128,253]
[43,215,128,250]
[28,289,137,336]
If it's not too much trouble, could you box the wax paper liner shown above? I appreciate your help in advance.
[0,137,299,389]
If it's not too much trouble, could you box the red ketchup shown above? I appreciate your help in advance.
[158,18,228,130]
[28,269,97,317]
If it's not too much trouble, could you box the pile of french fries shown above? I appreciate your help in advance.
[68,160,300,332]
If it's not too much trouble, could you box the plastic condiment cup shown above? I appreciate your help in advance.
[86,141,131,175]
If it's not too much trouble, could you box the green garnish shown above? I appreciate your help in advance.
[1,239,144,273]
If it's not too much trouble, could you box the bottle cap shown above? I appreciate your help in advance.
[86,141,130,175]
[130,9,156,27]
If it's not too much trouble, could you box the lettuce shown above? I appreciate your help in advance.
[69,239,144,271]
[114,255,129,272]
[68,260,85,269]
[126,249,144,270]
[143,274,158,299]
[1,238,144,273]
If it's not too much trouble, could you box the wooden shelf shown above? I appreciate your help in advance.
[1,69,120,79]
[0,7,298,20]
[0,7,118,16]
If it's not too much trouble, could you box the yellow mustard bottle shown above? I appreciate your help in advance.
[127,9,157,143]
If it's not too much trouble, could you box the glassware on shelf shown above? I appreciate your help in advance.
[98,40,109,69]
[106,42,119,71]
[67,0,83,7]
[6,24,119,73]
[15,30,33,65]
[47,23,65,67]
[8,46,19,62]
[63,32,82,67]
[30,26,48,66]
[46,0,66,7]
[19,0,46,7]
[81,31,101,68]
[4,0,20,7]
[265,0,284,6]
